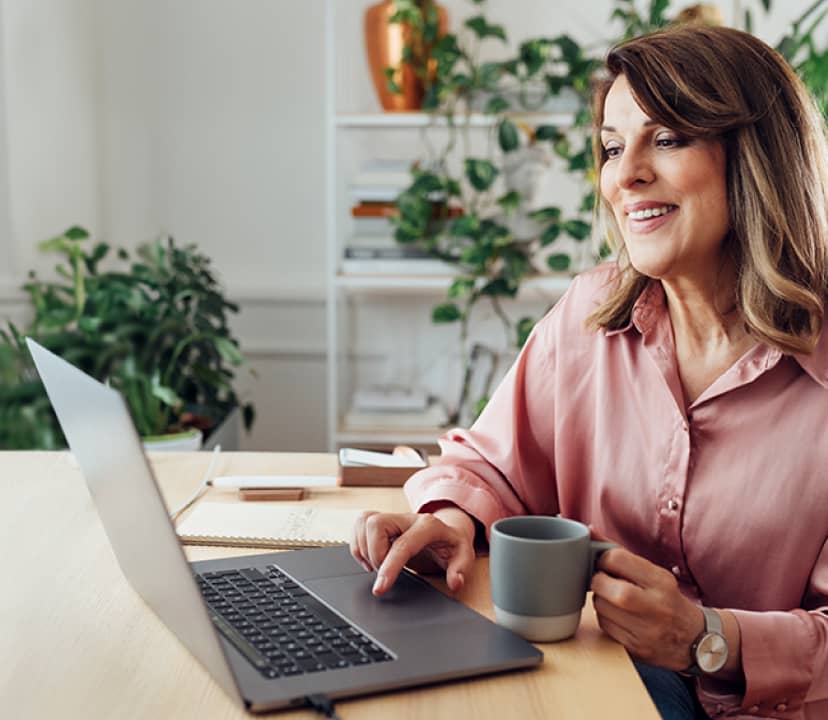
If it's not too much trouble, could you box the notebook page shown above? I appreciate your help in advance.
[176,502,364,548]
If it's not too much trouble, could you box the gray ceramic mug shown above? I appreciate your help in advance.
[490,516,616,642]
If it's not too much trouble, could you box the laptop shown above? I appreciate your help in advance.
[27,339,542,714]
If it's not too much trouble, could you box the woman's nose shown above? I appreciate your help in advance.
[615,147,655,189]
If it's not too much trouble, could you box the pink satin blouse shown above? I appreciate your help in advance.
[405,263,828,719]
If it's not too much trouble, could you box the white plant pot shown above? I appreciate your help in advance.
[142,428,203,452]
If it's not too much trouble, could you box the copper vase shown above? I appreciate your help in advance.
[364,0,448,112]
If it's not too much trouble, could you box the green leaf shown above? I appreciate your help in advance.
[554,35,581,64]
[444,179,462,197]
[535,124,561,141]
[498,118,520,152]
[540,223,561,246]
[568,151,589,171]
[516,317,536,348]
[743,8,753,33]
[215,336,244,365]
[497,190,521,216]
[579,191,596,214]
[529,206,562,223]
[563,219,592,241]
[545,74,566,95]
[64,226,90,241]
[461,244,491,267]
[432,302,462,323]
[520,39,550,75]
[481,276,518,297]
[465,158,499,192]
[448,277,475,298]
[464,16,507,42]
[478,62,502,90]
[449,215,480,237]
[485,95,510,114]
[649,0,670,26]
[547,253,571,271]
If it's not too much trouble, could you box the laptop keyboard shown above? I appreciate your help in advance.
[196,566,394,679]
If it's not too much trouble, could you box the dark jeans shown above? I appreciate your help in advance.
[634,661,710,720]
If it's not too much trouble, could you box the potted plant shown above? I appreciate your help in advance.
[0,227,255,450]
[388,0,828,424]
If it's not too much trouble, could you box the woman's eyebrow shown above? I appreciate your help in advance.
[600,120,658,133]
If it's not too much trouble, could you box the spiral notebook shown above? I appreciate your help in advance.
[176,502,364,549]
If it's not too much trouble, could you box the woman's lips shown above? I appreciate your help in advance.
[626,206,678,233]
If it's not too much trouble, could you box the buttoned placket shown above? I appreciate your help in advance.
[635,295,693,584]
[630,284,787,594]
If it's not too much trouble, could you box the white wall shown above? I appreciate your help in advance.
[2,0,100,279]
[0,0,821,451]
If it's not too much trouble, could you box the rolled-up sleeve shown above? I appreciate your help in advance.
[404,288,567,537]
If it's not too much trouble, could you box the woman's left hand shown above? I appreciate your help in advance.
[591,548,705,670]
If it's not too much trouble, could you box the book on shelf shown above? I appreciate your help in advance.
[341,257,457,276]
[343,400,449,430]
[352,386,429,413]
[350,159,415,203]
[351,201,463,219]
[344,246,434,260]
[351,216,397,237]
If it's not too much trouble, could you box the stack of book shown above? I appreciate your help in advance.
[343,159,459,276]
[343,386,449,430]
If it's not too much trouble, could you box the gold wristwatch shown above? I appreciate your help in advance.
[683,607,728,676]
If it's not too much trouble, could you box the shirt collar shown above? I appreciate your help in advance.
[603,279,828,389]
[794,324,828,389]
[604,279,664,337]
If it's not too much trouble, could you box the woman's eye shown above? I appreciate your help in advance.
[655,135,687,148]
[603,145,622,159]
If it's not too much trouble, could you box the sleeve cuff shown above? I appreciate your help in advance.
[697,609,818,717]
[404,471,520,542]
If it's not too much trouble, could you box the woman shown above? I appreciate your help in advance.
[350,25,828,720]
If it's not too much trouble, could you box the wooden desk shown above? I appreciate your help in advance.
[0,451,658,719]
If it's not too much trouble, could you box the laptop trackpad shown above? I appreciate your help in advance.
[305,570,471,634]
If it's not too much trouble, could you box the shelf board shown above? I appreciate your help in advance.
[335,273,572,296]
[335,111,574,129]
[336,424,445,445]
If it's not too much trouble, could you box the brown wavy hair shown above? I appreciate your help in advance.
[588,25,828,355]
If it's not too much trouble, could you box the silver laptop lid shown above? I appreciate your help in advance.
[26,338,243,706]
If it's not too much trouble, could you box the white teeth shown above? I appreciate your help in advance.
[628,205,675,220]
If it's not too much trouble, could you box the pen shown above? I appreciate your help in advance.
[211,475,338,490]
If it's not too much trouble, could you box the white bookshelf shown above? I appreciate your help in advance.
[335,273,572,295]
[324,0,576,450]
[335,111,573,129]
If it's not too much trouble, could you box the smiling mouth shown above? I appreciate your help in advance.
[626,204,678,220]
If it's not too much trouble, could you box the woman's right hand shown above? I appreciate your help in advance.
[350,506,477,596]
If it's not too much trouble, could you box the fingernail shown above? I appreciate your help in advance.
[372,573,387,595]
[361,561,372,573]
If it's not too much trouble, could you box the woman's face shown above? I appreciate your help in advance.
[599,75,730,285]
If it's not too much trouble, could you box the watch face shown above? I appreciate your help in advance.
[697,632,728,673]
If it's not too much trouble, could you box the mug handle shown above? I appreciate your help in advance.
[589,540,617,576]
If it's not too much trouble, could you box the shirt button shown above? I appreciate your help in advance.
[671,565,681,576]
[748,705,760,713]
[668,499,680,511]
[775,703,787,712]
